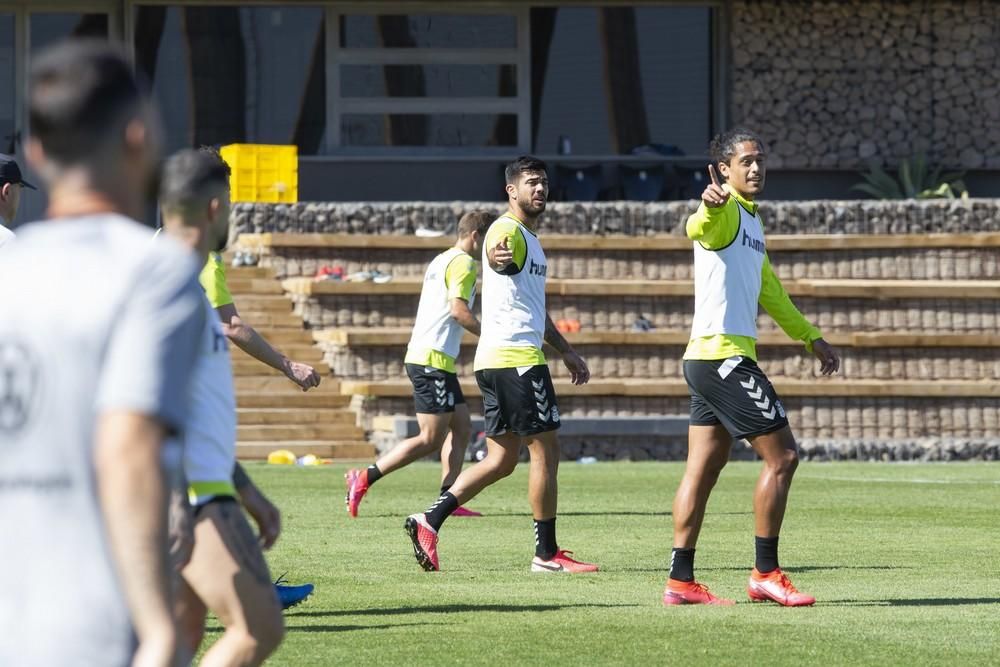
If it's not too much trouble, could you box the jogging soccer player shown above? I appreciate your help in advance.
[192,146,317,610]
[0,40,204,665]
[345,211,492,518]
[405,156,598,573]
[160,149,285,665]
[663,129,841,607]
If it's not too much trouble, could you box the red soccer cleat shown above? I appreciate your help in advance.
[405,513,440,571]
[452,506,483,518]
[747,568,816,607]
[663,579,735,606]
[531,550,599,573]
[344,468,369,518]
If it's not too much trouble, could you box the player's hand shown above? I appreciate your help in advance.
[488,237,513,271]
[702,164,730,208]
[285,360,321,391]
[131,628,180,667]
[239,484,282,550]
[562,350,591,385]
[167,490,194,573]
[811,338,840,375]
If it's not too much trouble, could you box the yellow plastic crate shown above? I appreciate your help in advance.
[220,143,298,203]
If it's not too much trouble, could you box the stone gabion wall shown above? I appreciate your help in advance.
[732,0,1000,169]
[232,199,1000,238]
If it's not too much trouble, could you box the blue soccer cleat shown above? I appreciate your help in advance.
[274,575,314,610]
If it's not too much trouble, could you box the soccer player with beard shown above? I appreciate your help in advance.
[404,156,599,574]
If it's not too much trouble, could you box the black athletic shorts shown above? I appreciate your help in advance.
[683,357,789,439]
[475,365,561,437]
[406,363,465,414]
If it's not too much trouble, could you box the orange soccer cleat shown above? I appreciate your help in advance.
[747,568,816,607]
[662,579,735,606]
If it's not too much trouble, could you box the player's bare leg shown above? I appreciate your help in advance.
[524,429,597,573]
[745,424,813,606]
[664,424,734,605]
[380,412,453,475]
[178,502,285,666]
[672,424,732,548]
[405,433,519,570]
[748,425,799,538]
[526,429,559,520]
[448,432,521,503]
[440,403,472,488]
[346,412,452,517]
[174,578,208,660]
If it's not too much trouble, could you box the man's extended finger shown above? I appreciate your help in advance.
[708,163,720,186]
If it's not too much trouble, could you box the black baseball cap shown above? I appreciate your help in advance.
[0,154,36,190]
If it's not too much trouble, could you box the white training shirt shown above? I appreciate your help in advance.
[690,200,767,340]
[0,213,203,666]
[182,297,238,504]
[474,214,549,370]
[405,247,477,370]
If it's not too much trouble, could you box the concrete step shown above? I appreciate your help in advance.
[237,408,357,426]
[236,441,376,460]
[237,424,365,441]
[236,393,351,409]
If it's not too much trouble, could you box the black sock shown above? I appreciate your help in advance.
[439,484,451,496]
[424,492,459,532]
[755,536,780,573]
[669,548,696,582]
[366,464,383,486]
[534,518,558,560]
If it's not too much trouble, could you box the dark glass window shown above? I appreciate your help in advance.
[133,5,326,154]
[341,14,517,49]
[532,6,712,155]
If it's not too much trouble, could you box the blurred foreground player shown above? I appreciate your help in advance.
[0,40,204,665]
[160,149,286,665]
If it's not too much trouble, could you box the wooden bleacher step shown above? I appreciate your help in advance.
[221,262,375,460]
[235,441,375,459]
[237,408,357,426]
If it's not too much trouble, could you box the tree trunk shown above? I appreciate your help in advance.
[598,8,650,153]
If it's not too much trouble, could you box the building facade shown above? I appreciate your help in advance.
[0,1,995,218]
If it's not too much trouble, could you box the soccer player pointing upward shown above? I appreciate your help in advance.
[664,129,840,607]
[405,156,598,574]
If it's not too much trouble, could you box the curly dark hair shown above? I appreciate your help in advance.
[709,128,766,166]
[504,155,547,184]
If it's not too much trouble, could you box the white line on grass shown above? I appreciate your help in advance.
[799,474,1000,485]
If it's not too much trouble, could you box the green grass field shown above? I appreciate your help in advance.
[208,461,999,666]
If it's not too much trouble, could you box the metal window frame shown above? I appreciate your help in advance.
[326,3,531,154]
[9,0,727,163]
